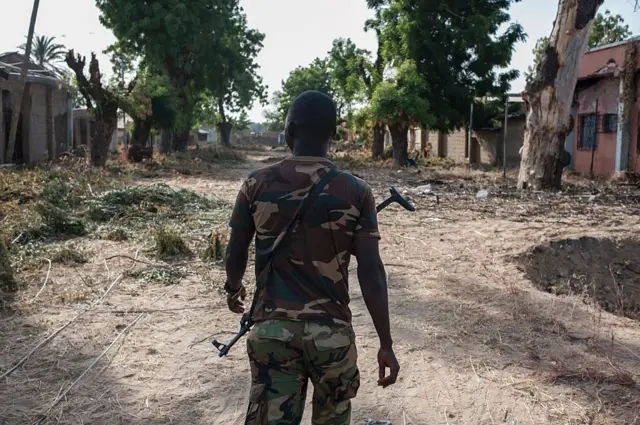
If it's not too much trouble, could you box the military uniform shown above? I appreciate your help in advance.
[229,156,380,425]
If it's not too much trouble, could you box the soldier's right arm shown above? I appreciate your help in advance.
[353,187,399,388]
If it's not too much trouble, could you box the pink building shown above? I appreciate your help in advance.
[567,37,640,176]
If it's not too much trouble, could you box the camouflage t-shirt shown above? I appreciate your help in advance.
[229,156,380,327]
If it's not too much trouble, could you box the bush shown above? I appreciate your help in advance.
[104,228,129,241]
[50,247,89,265]
[35,202,87,237]
[0,236,17,292]
[154,228,191,259]
[86,184,214,223]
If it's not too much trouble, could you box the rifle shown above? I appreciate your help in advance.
[212,186,415,357]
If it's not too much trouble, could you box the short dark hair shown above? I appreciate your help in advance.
[286,91,337,143]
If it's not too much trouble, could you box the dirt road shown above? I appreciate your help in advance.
[2,151,639,425]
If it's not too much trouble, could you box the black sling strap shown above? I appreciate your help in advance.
[244,166,341,323]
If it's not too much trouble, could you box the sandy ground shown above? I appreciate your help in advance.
[2,151,640,425]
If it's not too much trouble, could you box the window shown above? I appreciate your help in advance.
[603,114,617,133]
[579,114,597,149]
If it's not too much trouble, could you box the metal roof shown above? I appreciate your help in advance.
[585,35,640,55]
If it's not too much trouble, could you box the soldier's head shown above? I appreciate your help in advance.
[285,90,337,156]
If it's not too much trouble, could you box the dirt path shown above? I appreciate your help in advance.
[2,152,640,425]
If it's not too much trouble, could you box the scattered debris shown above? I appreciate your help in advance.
[129,267,187,286]
[476,189,490,199]
[201,229,227,262]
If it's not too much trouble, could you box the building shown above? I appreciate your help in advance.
[473,110,526,166]
[567,36,640,176]
[1,52,72,164]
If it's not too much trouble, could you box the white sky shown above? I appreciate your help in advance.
[1,0,638,122]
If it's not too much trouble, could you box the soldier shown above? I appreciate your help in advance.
[224,90,399,425]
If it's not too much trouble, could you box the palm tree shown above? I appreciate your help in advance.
[18,35,67,78]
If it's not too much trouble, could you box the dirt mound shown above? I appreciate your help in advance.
[517,236,640,320]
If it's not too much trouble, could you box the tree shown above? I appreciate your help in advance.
[368,0,525,132]
[524,37,549,84]
[18,35,66,78]
[271,59,334,126]
[263,104,285,131]
[96,0,241,151]
[63,74,86,109]
[518,0,603,190]
[213,6,266,147]
[588,9,632,48]
[233,110,252,131]
[327,38,368,117]
[370,60,433,166]
[359,12,387,159]
[122,70,177,151]
[105,44,137,87]
[66,50,132,166]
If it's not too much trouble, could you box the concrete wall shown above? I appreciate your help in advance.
[499,118,526,165]
[232,130,281,147]
[475,131,498,165]
[0,79,68,164]
[443,129,467,162]
[628,74,640,173]
[579,39,640,78]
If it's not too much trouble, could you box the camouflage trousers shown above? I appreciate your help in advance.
[244,319,360,425]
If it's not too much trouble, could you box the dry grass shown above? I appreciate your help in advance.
[1,151,640,425]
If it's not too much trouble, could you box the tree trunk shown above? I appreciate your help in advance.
[371,122,385,159]
[217,96,232,147]
[389,123,409,167]
[172,130,189,152]
[518,0,603,190]
[159,129,172,154]
[88,112,117,167]
[131,118,152,148]
[5,0,39,164]
[218,121,232,147]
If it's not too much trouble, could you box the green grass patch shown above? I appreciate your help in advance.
[154,228,191,260]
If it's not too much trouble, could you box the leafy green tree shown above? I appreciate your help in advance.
[233,110,252,131]
[368,0,525,132]
[588,10,632,48]
[357,12,388,159]
[213,8,266,146]
[96,0,240,151]
[327,38,368,117]
[370,60,434,166]
[262,104,285,131]
[270,58,334,126]
[524,36,549,84]
[105,44,137,87]
[121,70,177,150]
[18,35,67,78]
[62,73,86,109]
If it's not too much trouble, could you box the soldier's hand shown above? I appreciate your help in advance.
[227,285,247,314]
[377,347,400,388]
